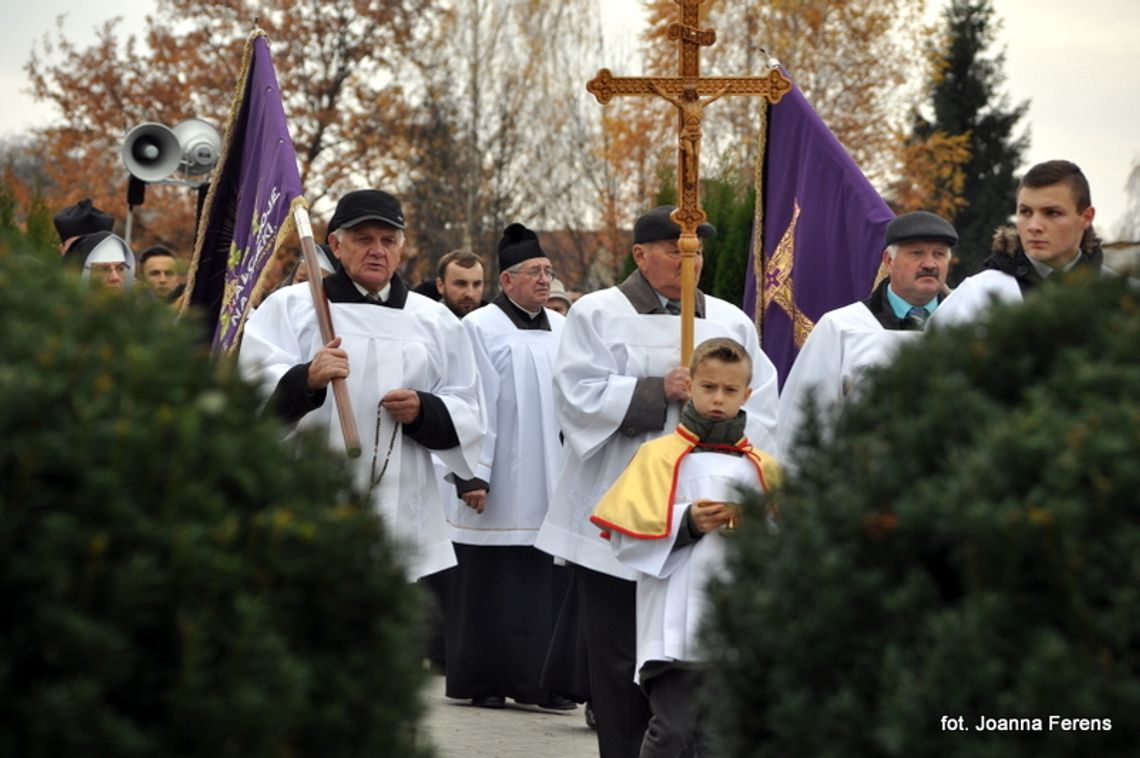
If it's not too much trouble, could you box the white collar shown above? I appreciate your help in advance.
[506,294,542,319]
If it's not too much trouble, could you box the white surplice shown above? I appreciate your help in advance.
[533,286,778,580]
[926,269,1024,328]
[444,305,565,545]
[239,284,485,580]
[776,302,919,468]
[608,452,760,683]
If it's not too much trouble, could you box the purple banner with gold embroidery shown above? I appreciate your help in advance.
[743,79,893,388]
[183,31,303,354]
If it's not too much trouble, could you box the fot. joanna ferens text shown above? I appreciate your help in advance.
[941,715,1112,732]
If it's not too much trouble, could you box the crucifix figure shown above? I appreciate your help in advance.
[588,0,791,363]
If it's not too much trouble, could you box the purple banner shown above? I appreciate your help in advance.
[185,32,303,354]
[744,79,893,388]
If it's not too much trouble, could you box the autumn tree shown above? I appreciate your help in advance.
[26,0,436,256]
[1119,157,1140,242]
[404,0,613,290]
[25,195,57,255]
[0,174,16,237]
[0,137,57,260]
[401,83,474,287]
[636,0,927,187]
[586,0,928,300]
[912,0,1029,282]
[890,130,972,218]
[585,87,674,289]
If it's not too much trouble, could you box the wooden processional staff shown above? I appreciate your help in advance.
[587,0,792,364]
[294,206,362,458]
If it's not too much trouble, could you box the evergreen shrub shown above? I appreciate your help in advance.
[0,248,430,757]
[707,275,1140,757]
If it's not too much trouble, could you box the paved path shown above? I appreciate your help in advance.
[420,674,598,758]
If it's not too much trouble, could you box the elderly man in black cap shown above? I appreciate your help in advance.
[777,209,956,467]
[439,223,576,711]
[54,198,115,257]
[238,189,485,582]
[534,205,779,758]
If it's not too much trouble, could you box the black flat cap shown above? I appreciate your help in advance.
[498,223,545,271]
[327,189,405,240]
[54,198,114,242]
[633,205,716,245]
[884,211,958,247]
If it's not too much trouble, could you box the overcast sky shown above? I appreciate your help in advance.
[2,0,1137,238]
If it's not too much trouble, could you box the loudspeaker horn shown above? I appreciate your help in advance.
[122,122,182,182]
[172,118,222,177]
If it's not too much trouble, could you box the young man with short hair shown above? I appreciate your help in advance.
[139,246,183,300]
[931,160,1110,326]
[435,250,486,318]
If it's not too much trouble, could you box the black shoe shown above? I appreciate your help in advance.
[585,701,597,730]
[536,694,578,711]
[471,695,506,709]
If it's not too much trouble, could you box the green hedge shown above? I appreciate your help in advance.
[707,274,1140,757]
[0,247,431,757]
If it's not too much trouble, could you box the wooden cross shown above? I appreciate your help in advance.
[588,0,791,363]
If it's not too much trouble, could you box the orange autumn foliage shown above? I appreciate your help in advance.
[25,0,435,257]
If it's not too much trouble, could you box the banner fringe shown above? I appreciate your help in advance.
[178,29,265,317]
[751,97,770,338]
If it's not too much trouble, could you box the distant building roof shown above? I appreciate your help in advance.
[1104,240,1140,274]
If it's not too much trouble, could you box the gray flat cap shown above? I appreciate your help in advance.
[884,211,958,247]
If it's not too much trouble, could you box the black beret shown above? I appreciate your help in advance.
[884,211,958,247]
[633,205,716,245]
[498,223,546,271]
[53,198,114,242]
[327,189,405,240]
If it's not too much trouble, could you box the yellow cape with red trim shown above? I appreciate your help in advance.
[589,424,781,540]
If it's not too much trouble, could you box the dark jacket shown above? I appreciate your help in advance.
[862,278,909,331]
[982,226,1105,296]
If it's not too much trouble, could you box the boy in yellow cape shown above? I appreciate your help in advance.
[590,337,781,757]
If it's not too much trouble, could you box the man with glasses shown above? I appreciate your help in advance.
[67,231,136,291]
[535,205,779,758]
[441,223,576,711]
[239,189,486,582]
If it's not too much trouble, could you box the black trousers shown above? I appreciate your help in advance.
[578,565,652,758]
[640,666,714,758]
